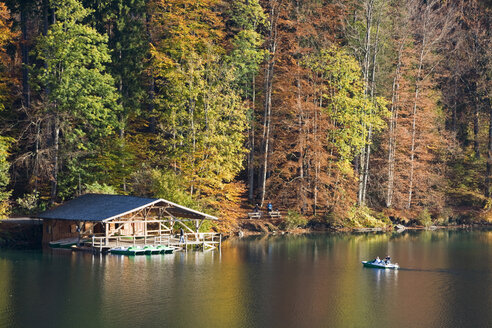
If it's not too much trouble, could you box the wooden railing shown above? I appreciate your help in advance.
[90,232,222,252]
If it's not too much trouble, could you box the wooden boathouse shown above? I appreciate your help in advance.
[38,194,221,252]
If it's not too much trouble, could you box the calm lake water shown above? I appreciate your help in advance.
[1,229,492,327]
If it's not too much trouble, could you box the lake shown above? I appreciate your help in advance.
[1,229,492,327]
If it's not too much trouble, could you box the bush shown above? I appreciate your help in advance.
[282,211,308,230]
[416,209,433,227]
[16,192,39,215]
[346,206,389,228]
[0,137,12,218]
[435,208,453,226]
[128,168,208,212]
[84,182,117,194]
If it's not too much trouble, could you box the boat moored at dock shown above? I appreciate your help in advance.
[110,245,175,256]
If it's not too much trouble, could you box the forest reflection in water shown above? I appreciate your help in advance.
[1,229,492,328]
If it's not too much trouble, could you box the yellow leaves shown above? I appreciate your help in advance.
[149,0,224,62]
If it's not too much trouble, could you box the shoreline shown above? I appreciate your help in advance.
[1,216,490,249]
[231,220,492,238]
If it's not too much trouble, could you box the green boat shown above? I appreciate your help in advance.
[110,246,146,256]
[144,245,162,254]
[156,245,174,254]
[362,260,399,270]
[49,238,79,249]
[144,245,160,255]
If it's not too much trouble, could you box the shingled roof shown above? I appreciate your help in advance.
[37,194,218,222]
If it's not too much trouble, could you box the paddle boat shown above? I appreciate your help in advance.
[362,258,399,270]
[143,245,162,254]
[110,246,146,256]
[156,245,175,254]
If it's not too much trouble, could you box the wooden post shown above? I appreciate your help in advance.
[144,215,147,244]
[105,223,108,246]
[219,234,222,250]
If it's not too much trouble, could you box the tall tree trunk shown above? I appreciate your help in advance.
[474,96,480,158]
[297,75,306,212]
[20,8,30,108]
[33,119,40,194]
[248,75,256,202]
[486,101,492,197]
[362,17,381,205]
[386,41,404,208]
[452,77,458,132]
[407,38,425,209]
[146,14,156,133]
[51,115,60,204]
[260,3,278,207]
[314,91,320,215]
[358,0,374,206]
[295,0,306,213]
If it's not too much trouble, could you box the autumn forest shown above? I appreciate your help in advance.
[0,0,490,229]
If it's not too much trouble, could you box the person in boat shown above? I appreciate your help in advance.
[373,256,381,264]
[384,255,391,264]
[267,202,273,212]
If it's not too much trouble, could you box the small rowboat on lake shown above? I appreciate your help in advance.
[362,260,399,270]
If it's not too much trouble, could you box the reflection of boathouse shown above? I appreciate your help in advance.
[37,194,220,252]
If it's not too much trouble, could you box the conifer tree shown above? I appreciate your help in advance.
[82,0,149,192]
[33,0,121,201]
[0,136,11,217]
[0,2,15,216]
[226,0,267,202]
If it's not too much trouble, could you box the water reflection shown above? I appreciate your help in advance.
[1,229,492,327]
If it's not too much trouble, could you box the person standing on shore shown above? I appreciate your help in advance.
[179,228,185,243]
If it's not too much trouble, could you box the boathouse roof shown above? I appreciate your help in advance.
[37,194,218,222]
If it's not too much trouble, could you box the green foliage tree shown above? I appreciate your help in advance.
[226,0,267,97]
[82,0,148,129]
[150,0,247,201]
[305,47,389,164]
[225,0,267,201]
[0,136,11,217]
[32,0,121,200]
[0,2,15,217]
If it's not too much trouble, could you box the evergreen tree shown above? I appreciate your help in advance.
[225,0,267,202]
[0,2,15,216]
[32,0,121,201]
[0,136,11,217]
[82,0,149,192]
